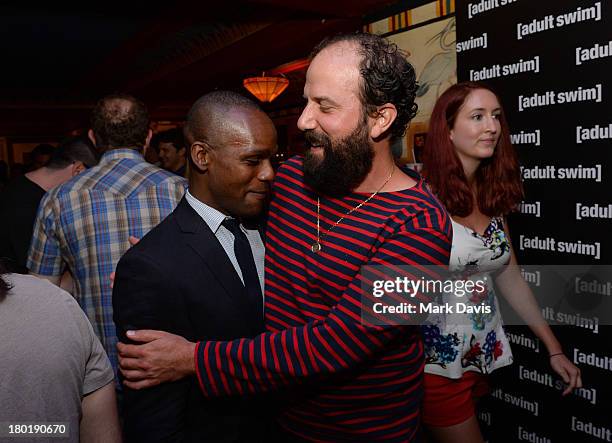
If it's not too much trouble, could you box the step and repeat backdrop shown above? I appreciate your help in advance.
[455,0,611,441]
[366,0,610,440]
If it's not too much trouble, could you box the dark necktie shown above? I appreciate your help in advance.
[221,218,264,324]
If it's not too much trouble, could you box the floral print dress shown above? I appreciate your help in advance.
[423,217,513,378]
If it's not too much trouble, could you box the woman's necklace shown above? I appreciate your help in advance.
[311,166,395,253]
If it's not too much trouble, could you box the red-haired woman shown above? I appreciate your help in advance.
[420,82,581,443]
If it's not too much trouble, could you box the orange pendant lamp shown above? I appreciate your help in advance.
[243,72,289,103]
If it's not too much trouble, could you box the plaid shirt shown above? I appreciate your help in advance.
[28,149,186,377]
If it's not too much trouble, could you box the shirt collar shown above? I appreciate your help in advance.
[100,148,145,164]
[185,190,229,234]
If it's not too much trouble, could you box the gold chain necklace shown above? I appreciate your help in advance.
[311,166,395,253]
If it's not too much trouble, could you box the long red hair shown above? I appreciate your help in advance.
[421,82,523,217]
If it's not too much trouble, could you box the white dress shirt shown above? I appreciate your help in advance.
[185,190,265,295]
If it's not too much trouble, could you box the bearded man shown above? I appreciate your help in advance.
[117,33,452,442]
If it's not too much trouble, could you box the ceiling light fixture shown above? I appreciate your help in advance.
[243,72,289,103]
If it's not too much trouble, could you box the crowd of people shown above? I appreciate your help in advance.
[0,32,581,443]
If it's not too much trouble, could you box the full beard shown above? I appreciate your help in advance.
[302,120,374,198]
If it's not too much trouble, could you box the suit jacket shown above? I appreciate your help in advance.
[113,197,268,442]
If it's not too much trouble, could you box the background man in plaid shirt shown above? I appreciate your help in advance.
[28,94,186,381]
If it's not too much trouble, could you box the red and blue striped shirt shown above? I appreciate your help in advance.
[195,156,451,441]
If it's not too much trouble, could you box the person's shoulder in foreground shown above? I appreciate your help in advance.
[0,272,120,442]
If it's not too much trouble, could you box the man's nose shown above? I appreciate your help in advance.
[258,159,275,182]
[297,102,316,132]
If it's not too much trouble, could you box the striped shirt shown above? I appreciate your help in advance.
[27,149,186,377]
[195,157,451,441]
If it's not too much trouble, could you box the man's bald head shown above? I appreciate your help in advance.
[90,94,150,151]
[184,91,265,149]
[184,90,277,219]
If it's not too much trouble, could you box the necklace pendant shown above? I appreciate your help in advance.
[311,242,321,253]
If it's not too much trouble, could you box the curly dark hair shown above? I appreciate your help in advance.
[0,260,12,302]
[310,32,418,140]
[90,93,150,151]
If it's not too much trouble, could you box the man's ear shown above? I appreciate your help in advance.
[190,142,211,172]
[71,161,86,177]
[370,104,398,139]
[143,129,153,156]
[87,129,97,147]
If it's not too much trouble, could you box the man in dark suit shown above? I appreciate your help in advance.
[112,91,277,442]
